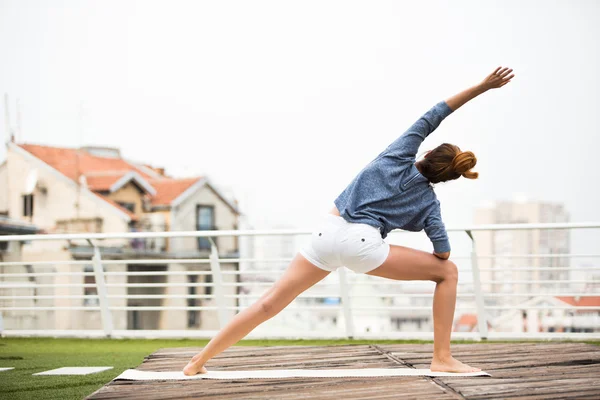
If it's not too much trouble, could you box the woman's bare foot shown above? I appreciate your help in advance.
[430,355,481,373]
[183,356,208,376]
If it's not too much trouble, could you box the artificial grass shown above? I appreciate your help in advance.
[0,338,598,400]
[0,338,420,400]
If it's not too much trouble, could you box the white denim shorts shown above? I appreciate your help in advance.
[299,214,390,274]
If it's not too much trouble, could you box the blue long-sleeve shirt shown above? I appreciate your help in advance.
[334,101,454,253]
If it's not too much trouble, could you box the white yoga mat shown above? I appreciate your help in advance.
[34,367,113,376]
[0,367,14,372]
[115,368,490,381]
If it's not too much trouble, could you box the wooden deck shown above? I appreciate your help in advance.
[88,343,600,399]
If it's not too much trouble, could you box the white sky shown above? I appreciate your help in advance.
[1,1,599,249]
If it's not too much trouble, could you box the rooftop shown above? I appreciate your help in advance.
[89,342,600,400]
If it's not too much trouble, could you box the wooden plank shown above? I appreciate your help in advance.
[87,343,600,400]
[88,345,454,400]
[467,383,600,400]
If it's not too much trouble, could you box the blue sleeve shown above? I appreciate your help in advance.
[384,101,453,160]
[424,205,451,253]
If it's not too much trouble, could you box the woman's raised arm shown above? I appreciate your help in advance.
[445,66,514,111]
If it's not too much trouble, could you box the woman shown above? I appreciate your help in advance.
[184,66,514,375]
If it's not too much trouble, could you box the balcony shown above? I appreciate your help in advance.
[0,222,598,340]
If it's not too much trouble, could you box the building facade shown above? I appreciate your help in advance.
[473,197,571,333]
[0,141,240,332]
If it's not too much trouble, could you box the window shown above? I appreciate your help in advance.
[196,205,215,250]
[117,202,135,213]
[205,273,213,296]
[131,310,141,330]
[83,265,99,306]
[22,194,34,217]
[187,275,199,328]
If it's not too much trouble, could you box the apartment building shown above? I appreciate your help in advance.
[0,141,240,332]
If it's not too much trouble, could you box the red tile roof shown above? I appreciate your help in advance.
[556,296,600,307]
[149,178,202,206]
[84,172,128,191]
[18,144,204,211]
[94,194,139,221]
[20,144,154,181]
[457,314,478,326]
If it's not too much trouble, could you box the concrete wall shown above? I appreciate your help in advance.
[0,248,71,330]
[2,146,241,333]
[170,184,238,255]
[78,262,128,331]
[158,262,239,331]
[6,145,130,244]
[1,145,131,331]
[165,184,240,331]
[106,182,145,219]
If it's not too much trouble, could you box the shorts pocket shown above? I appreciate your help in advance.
[340,225,384,268]
[309,224,338,267]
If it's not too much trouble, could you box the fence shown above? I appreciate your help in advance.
[0,222,599,340]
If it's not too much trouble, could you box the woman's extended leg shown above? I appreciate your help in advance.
[366,244,480,373]
[183,253,331,375]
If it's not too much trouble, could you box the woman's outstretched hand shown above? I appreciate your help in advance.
[445,66,515,111]
[480,66,515,90]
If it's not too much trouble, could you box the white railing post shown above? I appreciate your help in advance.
[89,242,114,337]
[466,230,488,339]
[208,238,228,328]
[338,267,355,338]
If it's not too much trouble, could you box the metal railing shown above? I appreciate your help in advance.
[0,222,599,340]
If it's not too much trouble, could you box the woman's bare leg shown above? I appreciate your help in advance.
[366,244,480,373]
[183,253,330,375]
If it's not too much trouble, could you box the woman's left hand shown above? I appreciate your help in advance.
[480,66,515,90]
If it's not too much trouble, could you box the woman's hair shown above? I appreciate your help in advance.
[418,143,478,183]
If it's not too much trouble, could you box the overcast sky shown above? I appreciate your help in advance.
[1,1,599,253]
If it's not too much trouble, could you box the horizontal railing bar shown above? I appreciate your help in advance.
[486,306,600,310]
[0,306,343,311]
[3,305,599,312]
[481,280,592,284]
[1,330,598,341]
[351,305,600,311]
[476,254,600,259]
[483,293,600,297]
[0,261,91,266]
[2,279,578,288]
[0,282,283,288]
[1,266,597,278]
[0,259,284,267]
[0,230,309,242]
[478,267,599,272]
[1,293,598,301]
[0,270,296,278]
[0,306,460,311]
[0,222,598,242]
[0,258,428,267]
[1,307,102,311]
[0,271,212,278]
[0,283,98,288]
[1,256,597,268]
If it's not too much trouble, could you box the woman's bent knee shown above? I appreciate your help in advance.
[443,260,459,282]
[433,259,458,283]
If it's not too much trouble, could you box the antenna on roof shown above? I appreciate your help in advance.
[16,98,22,143]
[75,101,85,218]
[4,93,14,142]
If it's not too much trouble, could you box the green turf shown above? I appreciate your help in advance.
[0,338,598,400]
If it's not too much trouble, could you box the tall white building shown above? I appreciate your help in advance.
[473,196,570,332]
[475,197,570,292]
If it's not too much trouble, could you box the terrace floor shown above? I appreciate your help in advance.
[87,342,600,399]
